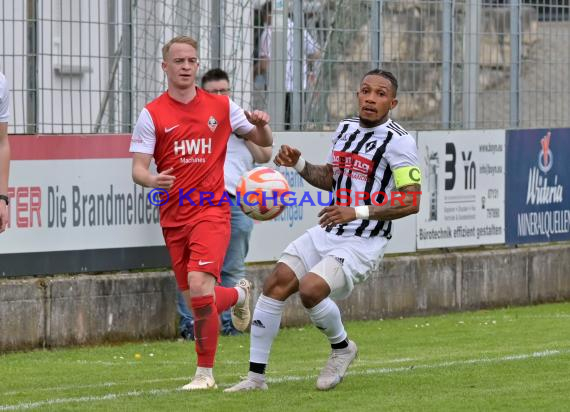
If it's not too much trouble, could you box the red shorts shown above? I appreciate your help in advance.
[162,220,230,291]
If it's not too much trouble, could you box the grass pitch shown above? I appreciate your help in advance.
[1,302,570,411]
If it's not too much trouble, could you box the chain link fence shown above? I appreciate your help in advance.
[1,0,569,133]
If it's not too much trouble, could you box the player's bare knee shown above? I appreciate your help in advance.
[263,263,298,300]
[187,272,213,296]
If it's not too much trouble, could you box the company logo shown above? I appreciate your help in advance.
[252,320,266,328]
[198,260,213,266]
[443,143,476,191]
[364,140,377,153]
[538,131,553,173]
[334,256,345,265]
[173,138,212,156]
[208,116,218,132]
[165,124,179,134]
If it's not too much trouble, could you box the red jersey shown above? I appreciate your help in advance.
[130,87,254,227]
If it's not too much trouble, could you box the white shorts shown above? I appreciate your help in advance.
[278,226,389,299]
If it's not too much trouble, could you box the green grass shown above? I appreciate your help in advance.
[2,303,570,411]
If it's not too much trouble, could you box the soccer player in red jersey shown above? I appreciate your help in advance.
[129,36,273,390]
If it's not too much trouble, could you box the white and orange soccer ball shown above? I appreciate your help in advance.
[236,167,290,221]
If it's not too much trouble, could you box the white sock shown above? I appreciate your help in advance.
[306,298,347,344]
[196,366,213,378]
[249,294,285,365]
[234,286,246,305]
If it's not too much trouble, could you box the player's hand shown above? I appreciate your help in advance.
[0,202,8,233]
[318,206,357,228]
[245,110,270,127]
[153,167,176,189]
[274,145,302,167]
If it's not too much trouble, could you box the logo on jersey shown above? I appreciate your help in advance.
[365,140,377,153]
[165,124,180,133]
[208,116,218,132]
[332,151,374,181]
[174,138,212,156]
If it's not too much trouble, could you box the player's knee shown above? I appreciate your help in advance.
[187,272,211,295]
[263,263,298,300]
[298,275,329,309]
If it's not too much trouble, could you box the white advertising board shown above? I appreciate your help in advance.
[416,130,506,249]
[0,158,164,254]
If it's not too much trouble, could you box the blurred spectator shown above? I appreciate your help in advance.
[255,1,321,129]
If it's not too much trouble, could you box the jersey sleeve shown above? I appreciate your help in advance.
[129,108,156,155]
[229,99,255,136]
[386,134,422,188]
[0,74,9,123]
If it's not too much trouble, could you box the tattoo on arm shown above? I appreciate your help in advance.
[299,162,334,191]
[368,184,422,221]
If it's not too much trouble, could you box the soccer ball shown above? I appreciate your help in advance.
[236,167,290,221]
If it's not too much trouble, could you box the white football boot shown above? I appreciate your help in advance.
[231,279,253,332]
[224,373,268,393]
[181,374,217,391]
[316,340,358,390]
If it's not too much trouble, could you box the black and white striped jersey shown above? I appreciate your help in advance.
[324,117,419,238]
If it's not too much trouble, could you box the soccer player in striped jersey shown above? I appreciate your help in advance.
[226,69,421,392]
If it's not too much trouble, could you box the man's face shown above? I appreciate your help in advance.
[162,42,200,90]
[356,75,398,126]
[202,79,231,96]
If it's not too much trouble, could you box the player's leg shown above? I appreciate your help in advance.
[181,220,233,390]
[162,226,196,341]
[182,270,219,390]
[299,256,357,390]
[224,260,300,392]
[176,289,195,340]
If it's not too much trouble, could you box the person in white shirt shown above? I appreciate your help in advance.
[176,68,272,338]
[0,72,10,233]
[226,69,422,393]
[256,1,321,129]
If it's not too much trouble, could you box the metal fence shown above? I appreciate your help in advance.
[1,0,569,133]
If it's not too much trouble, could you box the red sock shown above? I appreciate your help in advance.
[190,295,219,368]
[214,286,238,313]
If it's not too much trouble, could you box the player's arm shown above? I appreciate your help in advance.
[366,136,422,220]
[243,138,272,163]
[129,109,175,189]
[367,181,421,220]
[131,153,175,189]
[241,110,273,148]
[274,144,333,191]
[317,179,421,227]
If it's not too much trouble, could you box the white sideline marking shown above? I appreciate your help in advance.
[0,349,567,411]
[2,358,418,397]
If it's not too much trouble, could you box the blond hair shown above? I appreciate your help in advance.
[162,36,198,60]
